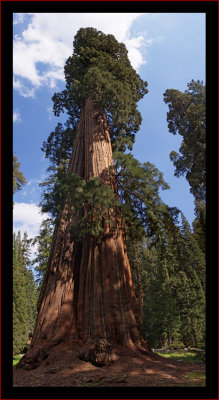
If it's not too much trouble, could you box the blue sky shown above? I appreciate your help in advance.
[13,12,205,253]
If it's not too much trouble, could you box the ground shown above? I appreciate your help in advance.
[13,342,205,387]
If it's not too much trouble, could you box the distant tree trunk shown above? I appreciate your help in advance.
[18,98,151,370]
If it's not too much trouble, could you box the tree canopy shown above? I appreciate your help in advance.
[163,80,206,202]
[51,27,148,152]
[40,28,153,243]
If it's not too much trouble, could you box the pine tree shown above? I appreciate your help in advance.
[13,154,27,194]
[180,213,205,290]
[176,268,205,348]
[13,232,38,355]
[25,268,38,339]
[31,219,54,287]
[13,233,29,354]
[192,200,206,255]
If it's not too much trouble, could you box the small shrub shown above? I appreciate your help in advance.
[168,341,185,350]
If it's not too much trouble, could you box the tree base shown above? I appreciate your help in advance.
[16,336,152,371]
[13,340,205,387]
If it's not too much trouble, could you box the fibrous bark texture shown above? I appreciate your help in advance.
[18,98,150,370]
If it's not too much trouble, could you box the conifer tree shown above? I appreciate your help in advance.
[13,232,29,354]
[163,80,206,261]
[13,154,27,194]
[25,269,38,338]
[163,80,206,202]
[180,213,205,290]
[13,232,37,355]
[192,200,206,255]
[31,219,54,287]
[128,211,205,349]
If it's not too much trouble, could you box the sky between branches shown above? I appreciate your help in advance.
[13,12,205,256]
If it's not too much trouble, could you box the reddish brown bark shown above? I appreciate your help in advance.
[18,98,151,370]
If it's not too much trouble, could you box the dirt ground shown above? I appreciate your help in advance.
[13,342,205,387]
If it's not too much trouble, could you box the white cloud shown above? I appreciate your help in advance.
[13,202,50,261]
[13,13,152,97]
[125,35,154,71]
[13,77,35,98]
[13,109,21,123]
[13,202,49,239]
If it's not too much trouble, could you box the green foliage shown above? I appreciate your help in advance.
[32,219,54,285]
[192,200,206,255]
[156,351,205,363]
[74,178,119,242]
[13,354,23,366]
[13,154,27,194]
[164,79,207,260]
[113,151,170,243]
[183,372,206,387]
[168,341,185,351]
[13,233,29,354]
[13,232,38,355]
[52,27,148,152]
[180,213,205,290]
[39,27,151,246]
[40,150,171,246]
[163,80,206,202]
[40,167,119,243]
[25,268,38,332]
[41,121,76,167]
[128,213,205,349]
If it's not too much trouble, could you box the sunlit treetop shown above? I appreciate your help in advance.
[52,27,148,152]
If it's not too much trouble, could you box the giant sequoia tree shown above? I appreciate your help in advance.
[18,28,152,370]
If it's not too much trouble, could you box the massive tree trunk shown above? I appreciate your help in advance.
[18,98,151,370]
